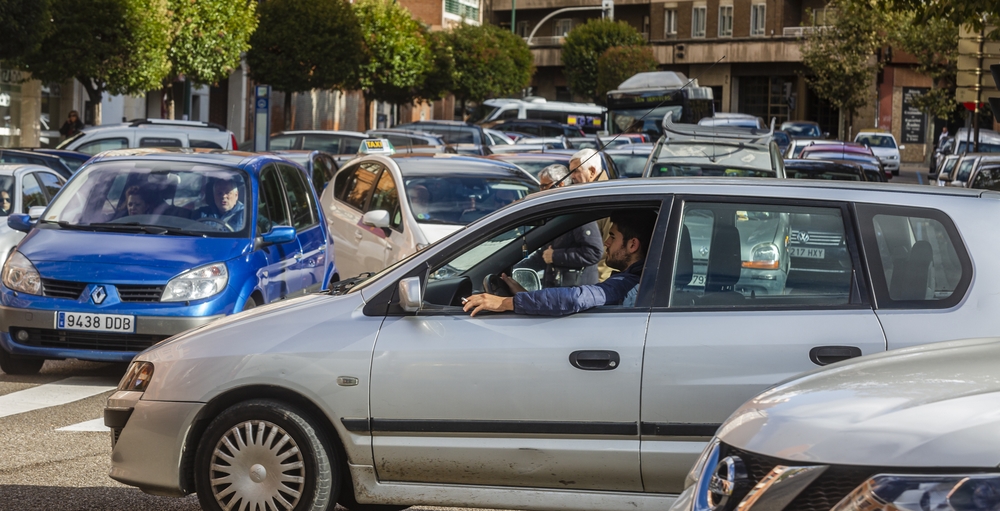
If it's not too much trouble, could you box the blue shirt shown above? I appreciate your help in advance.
[512,260,644,316]
[197,201,245,231]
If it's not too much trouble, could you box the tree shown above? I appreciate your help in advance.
[450,23,533,110]
[167,0,257,85]
[417,29,455,103]
[354,0,430,127]
[246,0,363,129]
[562,19,646,103]
[0,0,50,63]
[878,0,998,38]
[22,0,172,125]
[596,46,657,104]
[890,12,959,120]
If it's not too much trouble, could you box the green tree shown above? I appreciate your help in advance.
[418,29,455,103]
[890,12,959,120]
[246,0,363,129]
[22,0,172,125]
[167,0,257,85]
[0,0,50,63]
[562,19,646,103]
[595,46,657,104]
[354,0,430,127]
[878,0,998,38]
[450,22,533,111]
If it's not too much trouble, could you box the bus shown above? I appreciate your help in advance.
[606,71,715,140]
[468,98,606,134]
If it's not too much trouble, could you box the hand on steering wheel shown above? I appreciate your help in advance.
[196,217,234,232]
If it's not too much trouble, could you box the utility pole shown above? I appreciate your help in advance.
[511,0,516,34]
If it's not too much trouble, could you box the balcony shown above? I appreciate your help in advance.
[445,0,480,20]
[526,36,566,46]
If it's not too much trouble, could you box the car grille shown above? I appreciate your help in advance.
[41,279,87,299]
[11,328,167,352]
[790,230,843,246]
[116,285,165,302]
[39,279,164,302]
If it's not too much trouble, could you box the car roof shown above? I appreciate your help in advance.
[489,153,572,161]
[402,120,477,127]
[87,147,282,169]
[273,130,367,138]
[388,154,534,179]
[0,148,64,162]
[0,163,46,175]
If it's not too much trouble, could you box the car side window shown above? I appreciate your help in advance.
[77,138,128,155]
[36,172,65,200]
[340,138,362,154]
[669,201,857,308]
[971,167,1000,190]
[336,162,380,211]
[139,137,182,148]
[311,155,334,192]
[269,135,298,150]
[301,134,339,153]
[21,173,47,212]
[367,170,402,232]
[190,139,223,149]
[278,164,317,230]
[257,166,289,235]
[857,204,970,308]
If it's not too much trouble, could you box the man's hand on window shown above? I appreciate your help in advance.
[542,245,555,264]
[463,293,514,317]
[501,273,527,294]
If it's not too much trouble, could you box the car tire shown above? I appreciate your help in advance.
[195,399,338,511]
[0,349,44,375]
[242,296,257,312]
[893,169,900,176]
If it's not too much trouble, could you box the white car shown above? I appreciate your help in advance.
[0,164,66,267]
[671,336,1000,511]
[854,131,903,175]
[56,119,237,155]
[322,152,538,279]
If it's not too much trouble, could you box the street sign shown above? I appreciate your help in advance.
[254,85,271,152]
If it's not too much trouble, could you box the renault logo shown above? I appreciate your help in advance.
[91,286,107,305]
[707,455,748,509]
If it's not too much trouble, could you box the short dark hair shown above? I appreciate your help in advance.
[610,210,658,256]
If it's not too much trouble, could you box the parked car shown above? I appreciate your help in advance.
[323,152,538,279]
[949,154,1000,188]
[0,148,74,179]
[271,150,339,194]
[365,129,447,151]
[56,119,238,155]
[934,153,961,186]
[855,129,903,175]
[645,115,784,178]
[772,129,791,155]
[671,336,1000,511]
[969,162,1000,191]
[605,144,655,178]
[394,120,500,148]
[0,163,67,268]
[800,145,891,180]
[0,149,337,375]
[697,113,767,129]
[487,151,621,180]
[102,178,999,511]
[491,119,585,138]
[780,120,826,139]
[784,138,840,159]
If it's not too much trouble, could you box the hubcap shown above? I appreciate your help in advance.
[209,420,306,511]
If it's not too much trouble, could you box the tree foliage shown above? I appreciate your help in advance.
[450,23,533,105]
[354,0,430,107]
[889,11,959,119]
[418,29,455,102]
[876,0,998,39]
[167,0,258,85]
[596,46,657,104]
[562,19,646,103]
[0,0,50,63]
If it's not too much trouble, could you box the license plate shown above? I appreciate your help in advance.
[790,247,825,259]
[56,312,135,333]
[688,274,706,286]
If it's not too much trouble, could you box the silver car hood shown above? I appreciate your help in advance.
[718,337,1000,468]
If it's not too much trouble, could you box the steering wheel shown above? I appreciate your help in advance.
[482,274,514,297]
[196,217,234,232]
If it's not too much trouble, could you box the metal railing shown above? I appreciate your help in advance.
[525,36,566,46]
[444,0,479,20]
[783,26,826,38]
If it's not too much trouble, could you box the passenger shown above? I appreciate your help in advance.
[407,184,431,220]
[124,185,155,216]
[197,178,245,230]
[0,190,11,215]
[463,210,656,316]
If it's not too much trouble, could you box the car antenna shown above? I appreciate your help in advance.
[552,56,727,186]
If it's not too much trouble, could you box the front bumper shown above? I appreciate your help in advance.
[0,306,223,362]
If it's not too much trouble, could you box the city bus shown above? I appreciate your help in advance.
[606,71,715,140]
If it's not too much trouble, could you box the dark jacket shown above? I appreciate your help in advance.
[59,119,84,138]
[197,201,246,231]
[521,221,603,287]
[512,260,644,316]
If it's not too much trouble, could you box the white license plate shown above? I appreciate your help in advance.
[790,247,825,259]
[56,312,135,333]
[688,274,706,286]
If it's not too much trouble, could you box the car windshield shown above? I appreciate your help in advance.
[856,135,896,148]
[649,142,776,177]
[610,106,682,139]
[41,160,250,237]
[805,152,877,164]
[466,104,501,124]
[940,158,959,179]
[501,158,566,178]
[404,176,537,225]
[55,132,85,150]
[609,153,650,178]
[782,123,821,137]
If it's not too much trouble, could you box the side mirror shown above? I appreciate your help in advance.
[362,209,390,229]
[8,214,33,233]
[899,145,906,151]
[258,225,296,248]
[27,206,46,220]
[398,276,421,312]
[511,268,542,292]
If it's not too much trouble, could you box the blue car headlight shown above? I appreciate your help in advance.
[2,251,42,295]
[161,262,228,302]
[832,474,1000,511]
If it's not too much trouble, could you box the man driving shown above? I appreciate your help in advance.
[463,210,656,317]
[198,178,245,231]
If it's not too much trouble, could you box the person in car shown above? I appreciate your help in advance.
[124,185,154,216]
[198,178,245,230]
[463,210,656,317]
[0,190,11,215]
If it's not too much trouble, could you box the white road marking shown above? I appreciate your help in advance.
[57,418,109,432]
[0,376,116,419]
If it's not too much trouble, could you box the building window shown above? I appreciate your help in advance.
[751,3,766,36]
[718,5,733,37]
[516,21,530,38]
[554,19,573,37]
[692,6,707,38]
[664,9,677,38]
[444,0,480,21]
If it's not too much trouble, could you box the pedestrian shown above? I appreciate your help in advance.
[59,111,84,139]
[568,148,615,281]
[938,127,949,148]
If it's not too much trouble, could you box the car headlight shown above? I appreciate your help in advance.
[2,251,42,295]
[161,262,228,302]
[117,361,154,391]
[742,243,780,270]
[832,474,1000,511]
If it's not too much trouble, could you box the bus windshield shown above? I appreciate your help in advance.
[607,89,714,140]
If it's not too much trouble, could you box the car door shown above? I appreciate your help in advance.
[255,164,301,302]
[326,161,384,278]
[364,168,406,269]
[277,163,328,294]
[368,199,669,492]
[639,197,886,493]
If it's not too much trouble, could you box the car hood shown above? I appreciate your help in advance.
[19,228,249,281]
[718,337,1000,468]
[869,147,898,158]
[419,223,464,244]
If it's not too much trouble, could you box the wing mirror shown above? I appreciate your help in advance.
[398,276,422,312]
[257,225,296,248]
[511,268,542,292]
[899,145,906,151]
[8,213,33,233]
[362,209,392,236]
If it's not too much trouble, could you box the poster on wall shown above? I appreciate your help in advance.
[902,87,929,144]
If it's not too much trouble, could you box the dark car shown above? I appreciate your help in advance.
[20,148,91,173]
[487,151,621,180]
[490,120,585,138]
[801,148,890,181]
[271,150,339,194]
[0,148,74,179]
[772,130,791,155]
[784,159,867,181]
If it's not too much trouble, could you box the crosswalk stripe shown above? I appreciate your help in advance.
[0,376,117,419]
[57,418,109,432]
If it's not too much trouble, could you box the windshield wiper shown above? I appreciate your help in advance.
[417,219,463,225]
[85,222,199,236]
[330,272,377,295]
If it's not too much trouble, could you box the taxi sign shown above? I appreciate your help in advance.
[359,138,395,155]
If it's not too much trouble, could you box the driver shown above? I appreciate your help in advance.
[198,178,245,231]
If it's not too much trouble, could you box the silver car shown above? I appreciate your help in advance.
[106,179,1000,511]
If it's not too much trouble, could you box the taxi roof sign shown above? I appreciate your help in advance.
[359,138,395,155]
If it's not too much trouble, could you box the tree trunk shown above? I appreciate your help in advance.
[284,91,293,130]
[163,84,174,119]
[79,78,103,126]
[364,94,373,131]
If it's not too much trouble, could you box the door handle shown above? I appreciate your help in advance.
[809,346,862,366]
[354,230,364,240]
[569,350,620,371]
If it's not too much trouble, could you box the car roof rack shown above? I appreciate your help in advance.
[662,113,774,144]
[127,118,227,132]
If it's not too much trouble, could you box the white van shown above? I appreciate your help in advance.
[57,119,238,155]
[469,98,606,133]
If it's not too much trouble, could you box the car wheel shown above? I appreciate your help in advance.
[242,296,258,312]
[892,169,900,176]
[0,349,44,375]
[195,400,338,511]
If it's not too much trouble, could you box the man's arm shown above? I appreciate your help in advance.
[512,285,607,316]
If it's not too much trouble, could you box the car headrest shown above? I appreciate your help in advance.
[675,225,693,287]
[705,224,742,292]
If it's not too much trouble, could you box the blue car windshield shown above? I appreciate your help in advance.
[42,160,250,237]
[404,177,537,225]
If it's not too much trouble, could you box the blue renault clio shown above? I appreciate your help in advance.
[0,149,337,374]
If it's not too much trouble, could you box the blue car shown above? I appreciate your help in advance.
[0,149,337,374]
